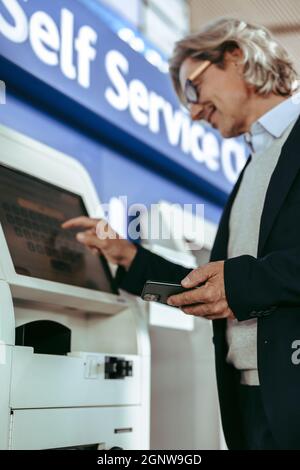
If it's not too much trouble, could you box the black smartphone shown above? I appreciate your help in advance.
[141,280,196,306]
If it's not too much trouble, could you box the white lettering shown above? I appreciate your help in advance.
[104,50,246,184]
[29,11,59,66]
[0,2,247,185]
[0,2,97,88]
[60,9,76,80]
[0,0,28,43]
[162,102,183,147]
[0,80,6,104]
[129,79,149,126]
[291,340,300,365]
[97,455,131,467]
[105,50,129,110]
[128,203,148,240]
[75,25,97,88]
[108,196,127,239]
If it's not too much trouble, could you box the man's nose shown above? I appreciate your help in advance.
[189,103,204,121]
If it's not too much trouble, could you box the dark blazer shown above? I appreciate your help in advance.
[116,116,300,449]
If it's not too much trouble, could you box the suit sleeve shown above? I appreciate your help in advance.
[224,247,300,321]
[115,244,192,296]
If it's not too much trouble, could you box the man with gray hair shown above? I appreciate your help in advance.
[63,18,300,449]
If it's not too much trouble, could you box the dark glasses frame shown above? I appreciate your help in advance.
[184,60,211,106]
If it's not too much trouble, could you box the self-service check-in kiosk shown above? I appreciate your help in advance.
[0,126,150,450]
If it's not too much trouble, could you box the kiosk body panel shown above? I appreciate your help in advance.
[10,348,141,408]
[10,406,142,450]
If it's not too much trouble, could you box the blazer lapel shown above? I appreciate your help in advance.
[258,116,300,256]
[210,155,251,262]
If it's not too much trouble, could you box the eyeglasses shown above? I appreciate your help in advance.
[184,60,211,106]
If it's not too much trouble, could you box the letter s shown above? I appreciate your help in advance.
[0,0,28,43]
[104,50,129,111]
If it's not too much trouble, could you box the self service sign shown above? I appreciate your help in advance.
[0,0,247,197]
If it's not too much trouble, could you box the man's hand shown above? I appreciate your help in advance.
[61,217,137,269]
[167,261,235,320]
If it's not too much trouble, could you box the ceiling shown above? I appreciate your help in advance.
[189,0,300,73]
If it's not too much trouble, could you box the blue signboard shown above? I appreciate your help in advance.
[0,0,247,203]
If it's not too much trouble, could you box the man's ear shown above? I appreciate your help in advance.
[224,48,244,74]
[224,47,244,64]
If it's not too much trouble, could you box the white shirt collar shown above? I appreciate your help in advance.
[244,92,300,154]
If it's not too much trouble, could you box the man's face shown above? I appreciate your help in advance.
[179,53,252,138]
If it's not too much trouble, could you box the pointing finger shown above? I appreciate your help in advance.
[61,216,99,230]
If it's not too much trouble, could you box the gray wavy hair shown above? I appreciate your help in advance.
[169,17,298,103]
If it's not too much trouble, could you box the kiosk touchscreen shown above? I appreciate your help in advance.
[0,163,115,293]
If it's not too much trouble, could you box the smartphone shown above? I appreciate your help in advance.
[141,280,196,306]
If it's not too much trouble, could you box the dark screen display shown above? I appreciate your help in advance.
[0,164,116,293]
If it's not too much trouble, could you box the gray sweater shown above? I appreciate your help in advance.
[226,120,297,385]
